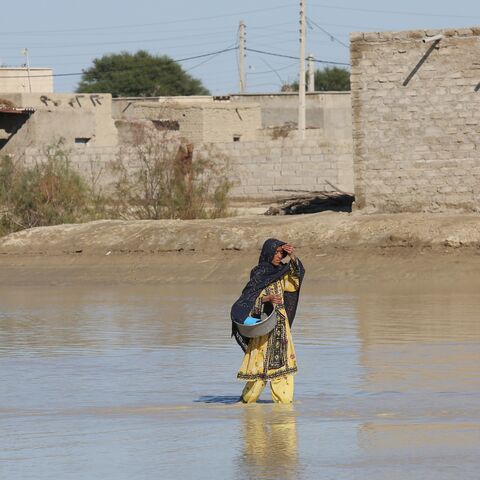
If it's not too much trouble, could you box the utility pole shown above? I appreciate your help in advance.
[21,48,32,93]
[307,54,315,92]
[298,0,306,139]
[239,20,246,93]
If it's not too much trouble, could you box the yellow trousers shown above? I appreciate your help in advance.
[241,375,294,404]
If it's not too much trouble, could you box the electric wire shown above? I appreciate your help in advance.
[245,47,350,66]
[2,43,350,82]
[2,47,239,79]
[309,3,480,19]
[248,61,297,75]
[306,17,349,48]
[0,4,297,35]
[185,40,238,72]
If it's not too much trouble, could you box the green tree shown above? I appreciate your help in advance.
[282,66,350,92]
[76,50,210,97]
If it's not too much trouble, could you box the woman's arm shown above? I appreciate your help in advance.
[262,294,282,304]
[282,244,301,292]
[250,288,277,316]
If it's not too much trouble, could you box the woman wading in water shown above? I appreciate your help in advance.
[231,239,305,404]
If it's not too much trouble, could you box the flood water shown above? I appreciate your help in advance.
[1,281,479,479]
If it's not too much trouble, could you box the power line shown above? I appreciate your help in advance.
[0,35,237,51]
[1,29,308,63]
[185,42,238,72]
[0,32,300,66]
[245,47,350,66]
[176,47,238,63]
[0,21,297,39]
[305,20,386,30]
[0,28,300,53]
[0,4,297,35]
[309,3,480,19]
[306,17,349,48]
[248,61,297,75]
[255,57,286,85]
[1,47,239,79]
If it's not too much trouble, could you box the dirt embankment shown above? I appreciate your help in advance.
[1,211,480,286]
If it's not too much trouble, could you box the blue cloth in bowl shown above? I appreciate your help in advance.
[243,316,261,326]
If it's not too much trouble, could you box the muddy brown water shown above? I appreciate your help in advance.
[1,281,479,479]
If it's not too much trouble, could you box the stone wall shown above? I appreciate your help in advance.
[351,27,480,212]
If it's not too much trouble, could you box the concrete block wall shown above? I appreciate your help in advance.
[21,146,118,194]
[351,27,480,212]
[19,129,353,201]
[208,130,353,198]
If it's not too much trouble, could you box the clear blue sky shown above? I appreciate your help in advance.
[1,0,479,94]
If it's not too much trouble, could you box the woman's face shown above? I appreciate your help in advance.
[271,246,284,266]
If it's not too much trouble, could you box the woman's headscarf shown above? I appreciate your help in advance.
[230,238,305,351]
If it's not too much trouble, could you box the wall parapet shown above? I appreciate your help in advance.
[350,26,480,43]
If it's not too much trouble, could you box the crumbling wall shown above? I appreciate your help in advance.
[0,93,118,150]
[129,101,261,143]
[351,27,480,212]
[3,110,96,153]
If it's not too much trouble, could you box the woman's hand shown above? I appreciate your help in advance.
[262,294,282,304]
[282,243,295,259]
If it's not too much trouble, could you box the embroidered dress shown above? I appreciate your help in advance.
[237,270,300,382]
[230,238,305,404]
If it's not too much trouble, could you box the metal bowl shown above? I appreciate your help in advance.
[234,307,277,338]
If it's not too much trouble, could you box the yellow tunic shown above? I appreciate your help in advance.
[237,270,300,382]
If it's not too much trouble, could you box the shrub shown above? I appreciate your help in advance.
[112,127,232,220]
[0,140,91,235]
[0,132,233,237]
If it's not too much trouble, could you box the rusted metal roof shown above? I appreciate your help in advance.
[0,107,35,114]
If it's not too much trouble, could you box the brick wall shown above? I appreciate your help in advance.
[351,27,480,212]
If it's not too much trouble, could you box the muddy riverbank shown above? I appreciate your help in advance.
[1,211,480,286]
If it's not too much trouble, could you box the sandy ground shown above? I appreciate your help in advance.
[1,211,480,286]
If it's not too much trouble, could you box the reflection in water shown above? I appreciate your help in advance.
[353,284,480,479]
[238,405,298,480]
[356,285,480,395]
[356,288,480,345]
[1,282,480,479]
[356,421,480,479]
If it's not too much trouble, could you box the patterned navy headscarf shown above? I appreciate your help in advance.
[230,238,305,351]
